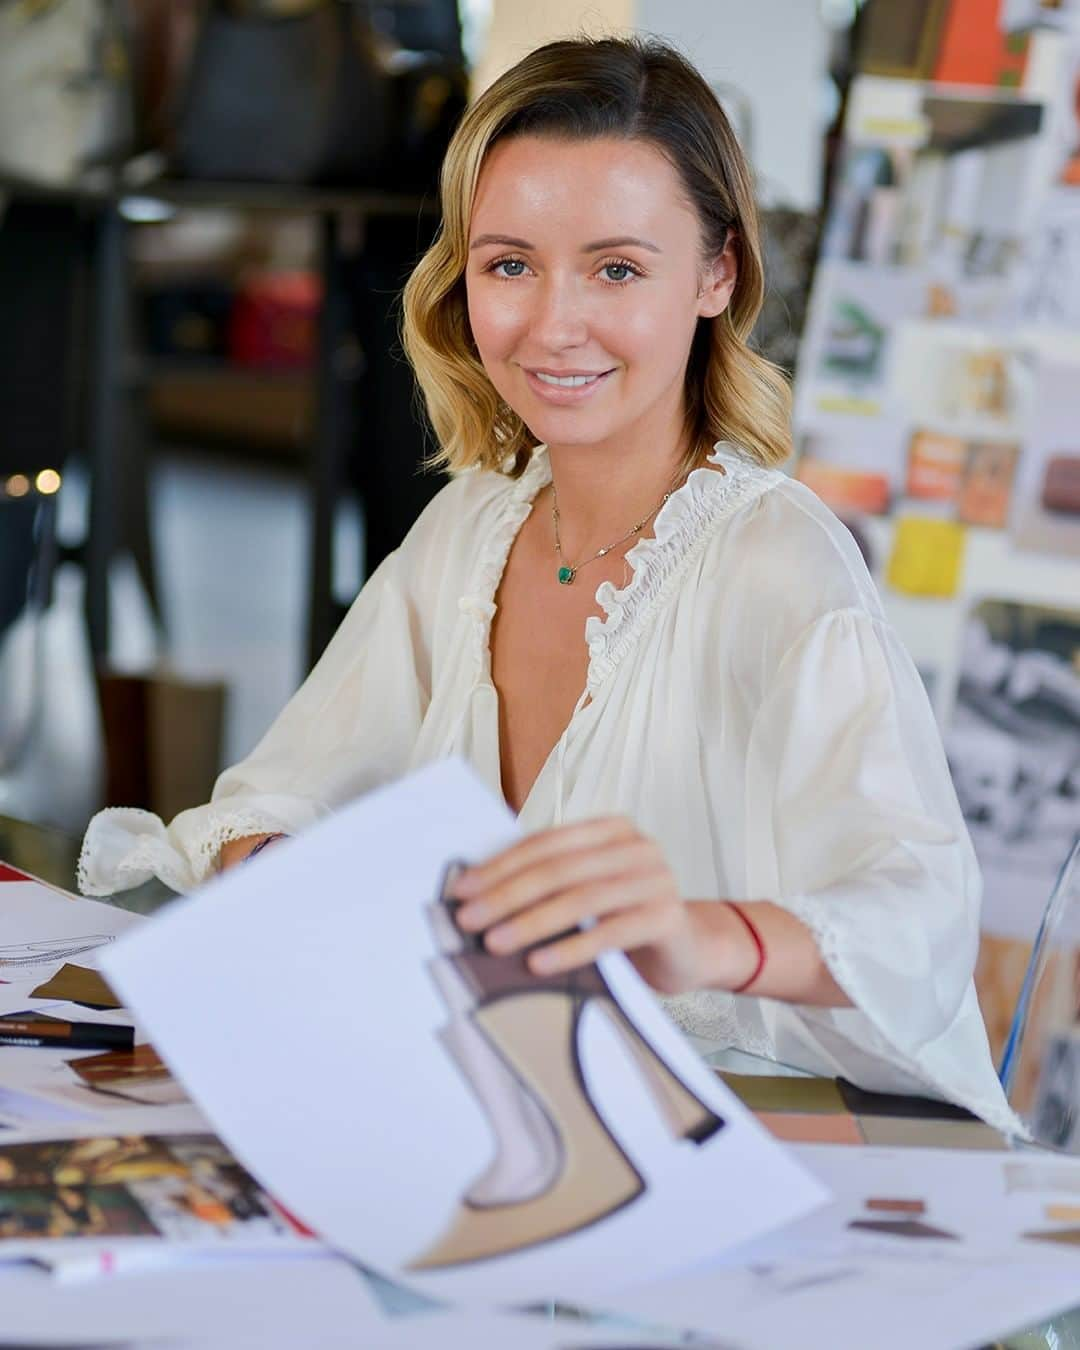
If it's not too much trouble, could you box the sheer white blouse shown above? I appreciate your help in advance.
[79,444,1014,1131]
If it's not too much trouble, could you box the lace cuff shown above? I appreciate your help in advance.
[776,890,1026,1139]
[77,801,308,896]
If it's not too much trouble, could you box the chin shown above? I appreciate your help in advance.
[519,407,623,450]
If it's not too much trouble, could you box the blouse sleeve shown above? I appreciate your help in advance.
[744,606,1010,1120]
[77,547,429,896]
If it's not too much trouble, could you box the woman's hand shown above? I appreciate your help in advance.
[452,817,754,995]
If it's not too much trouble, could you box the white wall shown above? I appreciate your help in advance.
[472,0,830,212]
[472,1,635,99]
[635,0,830,210]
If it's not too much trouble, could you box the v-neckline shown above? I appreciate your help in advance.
[483,467,599,818]
[461,442,753,816]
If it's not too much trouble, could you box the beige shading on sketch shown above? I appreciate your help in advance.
[409,868,724,1270]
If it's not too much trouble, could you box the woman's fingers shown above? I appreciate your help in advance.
[455,828,658,931]
[484,869,673,955]
[454,817,637,898]
[526,901,684,976]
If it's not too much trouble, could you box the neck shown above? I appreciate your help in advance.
[545,425,692,547]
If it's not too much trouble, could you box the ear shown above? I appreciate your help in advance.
[696,229,738,319]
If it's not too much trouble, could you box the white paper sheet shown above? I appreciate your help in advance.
[0,1256,712,1350]
[0,867,141,1017]
[607,1143,1080,1350]
[0,1255,381,1347]
[101,759,827,1306]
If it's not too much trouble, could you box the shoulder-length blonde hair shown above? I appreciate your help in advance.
[402,35,792,478]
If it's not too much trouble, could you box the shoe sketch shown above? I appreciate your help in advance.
[409,863,724,1270]
[0,935,114,970]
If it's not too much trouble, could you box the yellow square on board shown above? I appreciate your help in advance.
[886,517,966,598]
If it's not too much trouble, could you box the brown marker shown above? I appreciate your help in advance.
[0,1018,134,1051]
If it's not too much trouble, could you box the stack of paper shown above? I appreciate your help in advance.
[605,1142,1080,1350]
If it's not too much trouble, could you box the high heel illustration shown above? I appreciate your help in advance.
[409,863,725,1270]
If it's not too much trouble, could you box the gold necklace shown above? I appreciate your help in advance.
[551,472,682,586]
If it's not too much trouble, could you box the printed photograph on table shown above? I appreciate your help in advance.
[0,1134,302,1243]
[826,77,1045,289]
[1011,357,1080,559]
[69,1045,190,1108]
[945,599,1080,942]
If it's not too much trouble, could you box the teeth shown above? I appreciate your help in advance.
[534,372,602,388]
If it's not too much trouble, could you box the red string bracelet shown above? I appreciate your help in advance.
[727,901,766,994]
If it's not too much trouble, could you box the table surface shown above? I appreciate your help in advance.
[0,810,1075,1347]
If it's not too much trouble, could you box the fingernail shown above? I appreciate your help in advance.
[528,948,557,974]
[453,870,478,894]
[485,925,513,953]
[456,902,489,930]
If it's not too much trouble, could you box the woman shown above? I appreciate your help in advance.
[80,36,1012,1129]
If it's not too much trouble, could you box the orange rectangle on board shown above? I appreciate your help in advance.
[907,431,967,502]
[933,0,1029,87]
[797,460,891,515]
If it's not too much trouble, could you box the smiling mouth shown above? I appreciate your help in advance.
[530,370,612,388]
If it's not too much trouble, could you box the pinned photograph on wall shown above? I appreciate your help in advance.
[795,426,907,519]
[1002,0,1080,34]
[885,516,966,597]
[795,262,922,423]
[1011,357,1080,558]
[945,599,1080,942]
[905,430,1019,527]
[892,324,1035,437]
[1059,46,1080,186]
[827,77,1046,283]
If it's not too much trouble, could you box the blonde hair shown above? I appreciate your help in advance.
[402,35,793,478]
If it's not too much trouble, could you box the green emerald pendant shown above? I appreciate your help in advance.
[557,566,575,585]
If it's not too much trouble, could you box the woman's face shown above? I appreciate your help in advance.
[465,134,735,458]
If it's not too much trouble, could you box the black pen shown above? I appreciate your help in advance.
[0,1018,135,1051]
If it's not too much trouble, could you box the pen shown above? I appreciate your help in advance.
[0,1018,135,1051]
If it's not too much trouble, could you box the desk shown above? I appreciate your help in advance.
[1,810,1078,1347]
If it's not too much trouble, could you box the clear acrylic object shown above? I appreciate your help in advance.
[1001,834,1080,1149]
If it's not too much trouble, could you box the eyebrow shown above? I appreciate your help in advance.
[469,233,662,254]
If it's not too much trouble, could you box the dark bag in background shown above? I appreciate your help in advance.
[172,0,390,184]
[170,0,466,188]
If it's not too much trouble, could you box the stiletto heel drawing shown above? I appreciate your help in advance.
[409,864,725,1270]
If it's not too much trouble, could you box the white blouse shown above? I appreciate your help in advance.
[79,444,1014,1131]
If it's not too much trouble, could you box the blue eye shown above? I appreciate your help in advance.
[602,263,632,282]
[493,258,527,278]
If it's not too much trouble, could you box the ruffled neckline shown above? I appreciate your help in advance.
[459,442,780,693]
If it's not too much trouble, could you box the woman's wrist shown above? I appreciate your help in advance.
[688,900,765,993]
[217,833,289,873]
[690,899,852,1008]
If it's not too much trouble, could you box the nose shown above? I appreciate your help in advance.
[529,273,588,352]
